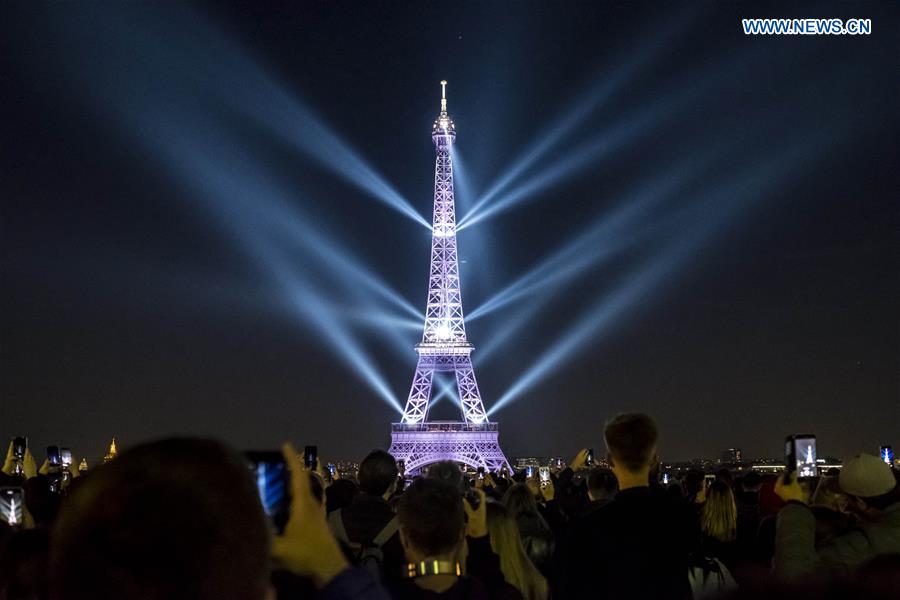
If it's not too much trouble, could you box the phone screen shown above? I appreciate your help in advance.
[881,446,894,465]
[245,451,290,534]
[61,448,73,467]
[793,436,818,479]
[303,445,317,470]
[1,487,24,527]
[539,466,550,483]
[47,446,61,467]
[662,473,669,485]
[585,449,594,466]
[397,459,405,475]
[12,437,26,460]
[526,466,534,478]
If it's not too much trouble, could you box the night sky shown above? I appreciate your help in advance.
[2,1,898,465]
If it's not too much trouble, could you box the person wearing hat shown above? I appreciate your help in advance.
[772,453,900,580]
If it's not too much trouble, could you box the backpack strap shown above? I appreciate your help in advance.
[328,509,352,546]
[371,516,399,547]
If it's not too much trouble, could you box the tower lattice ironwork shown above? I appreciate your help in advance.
[389,81,510,474]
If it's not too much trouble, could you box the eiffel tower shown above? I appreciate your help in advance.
[388,81,511,475]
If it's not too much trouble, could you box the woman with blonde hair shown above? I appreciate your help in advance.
[486,501,549,600]
[700,480,739,570]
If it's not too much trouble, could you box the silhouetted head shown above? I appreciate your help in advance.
[396,478,465,560]
[50,438,269,600]
[358,450,398,497]
[604,413,659,477]
[586,467,618,501]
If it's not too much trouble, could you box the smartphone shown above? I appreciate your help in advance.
[397,459,406,475]
[60,448,73,468]
[662,473,669,485]
[785,434,817,480]
[245,451,291,534]
[477,466,485,480]
[880,446,894,466]
[12,437,26,461]
[47,446,61,467]
[0,487,24,527]
[585,449,594,467]
[303,445,317,470]
[526,466,535,479]
[327,463,337,477]
[539,466,550,484]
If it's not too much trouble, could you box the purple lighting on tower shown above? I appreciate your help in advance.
[388,82,510,474]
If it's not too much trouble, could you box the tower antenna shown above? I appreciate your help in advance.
[440,80,448,114]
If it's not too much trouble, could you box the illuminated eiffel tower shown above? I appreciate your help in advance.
[388,81,510,474]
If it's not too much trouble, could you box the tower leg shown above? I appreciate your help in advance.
[400,356,435,423]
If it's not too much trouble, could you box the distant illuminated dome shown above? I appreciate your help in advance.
[104,437,118,463]
[432,80,456,140]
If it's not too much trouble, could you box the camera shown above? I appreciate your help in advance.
[585,448,594,467]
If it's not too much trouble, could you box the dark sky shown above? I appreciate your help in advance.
[2,1,898,465]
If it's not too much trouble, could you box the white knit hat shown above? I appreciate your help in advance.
[839,454,896,498]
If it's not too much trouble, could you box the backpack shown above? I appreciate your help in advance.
[688,555,738,599]
[328,509,399,581]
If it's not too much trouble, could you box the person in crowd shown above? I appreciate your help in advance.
[809,475,856,546]
[502,483,554,575]
[683,470,705,506]
[0,528,49,600]
[560,413,694,599]
[50,438,391,600]
[328,450,405,584]
[733,472,761,549]
[699,481,739,571]
[485,503,549,600]
[585,467,618,512]
[753,474,784,563]
[327,478,361,514]
[393,478,522,599]
[774,452,900,580]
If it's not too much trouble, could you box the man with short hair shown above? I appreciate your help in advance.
[586,467,618,507]
[329,450,405,582]
[560,413,694,599]
[393,478,521,599]
[775,452,900,579]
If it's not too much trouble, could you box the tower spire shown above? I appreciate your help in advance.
[440,80,448,115]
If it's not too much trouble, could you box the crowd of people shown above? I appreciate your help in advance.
[1,413,898,599]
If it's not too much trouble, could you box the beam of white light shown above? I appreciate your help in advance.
[473,168,702,363]
[149,122,405,414]
[460,11,698,228]
[469,146,720,327]
[245,100,432,230]
[487,139,827,416]
[458,77,710,233]
[53,5,430,231]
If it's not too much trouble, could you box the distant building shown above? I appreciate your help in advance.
[103,437,118,463]
[721,448,743,464]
